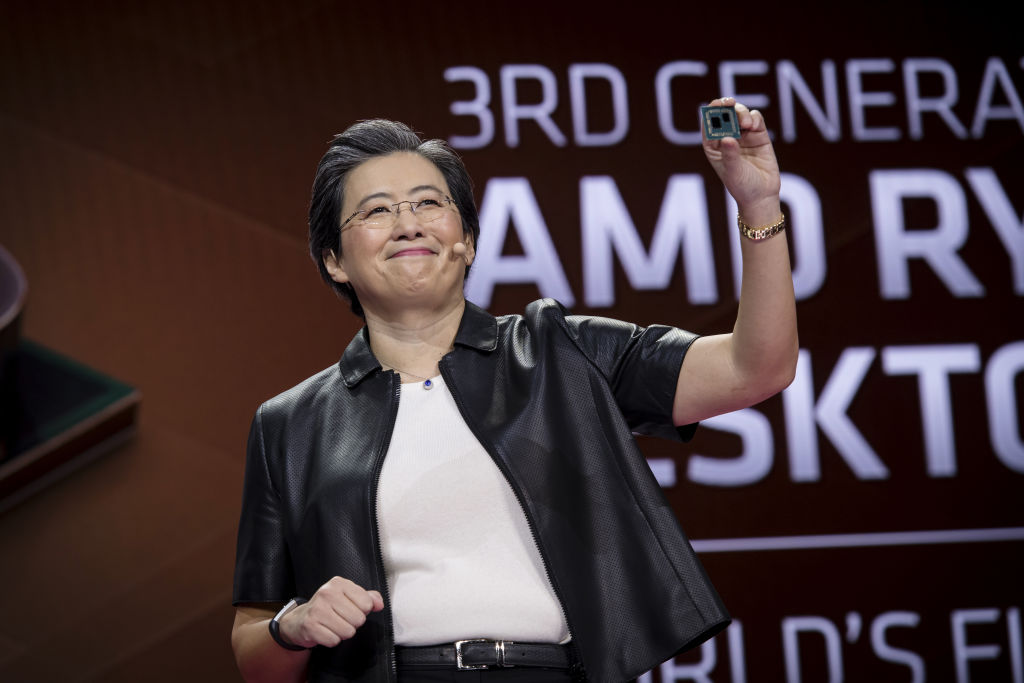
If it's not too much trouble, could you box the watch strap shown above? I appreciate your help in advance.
[269,597,309,651]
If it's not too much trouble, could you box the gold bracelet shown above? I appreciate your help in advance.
[737,212,786,241]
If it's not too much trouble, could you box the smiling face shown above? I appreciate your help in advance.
[323,151,474,318]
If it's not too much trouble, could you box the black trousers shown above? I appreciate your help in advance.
[397,666,573,682]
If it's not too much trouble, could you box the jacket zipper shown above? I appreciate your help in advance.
[369,371,402,683]
[439,359,585,680]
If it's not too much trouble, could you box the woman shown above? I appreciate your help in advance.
[231,97,798,683]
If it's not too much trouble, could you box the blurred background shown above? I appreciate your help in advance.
[1,1,1021,681]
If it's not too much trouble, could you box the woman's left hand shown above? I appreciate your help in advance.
[701,96,781,220]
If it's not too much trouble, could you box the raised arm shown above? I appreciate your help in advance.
[673,97,799,426]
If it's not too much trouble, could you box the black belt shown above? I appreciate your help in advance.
[395,640,570,670]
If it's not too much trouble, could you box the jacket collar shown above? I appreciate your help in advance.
[338,301,498,388]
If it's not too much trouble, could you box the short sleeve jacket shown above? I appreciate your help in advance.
[233,299,730,683]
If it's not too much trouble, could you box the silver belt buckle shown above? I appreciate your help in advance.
[454,639,488,670]
[453,639,515,669]
[496,639,513,667]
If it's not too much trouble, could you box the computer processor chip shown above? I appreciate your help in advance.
[701,105,742,139]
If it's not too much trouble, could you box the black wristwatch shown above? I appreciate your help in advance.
[269,598,309,651]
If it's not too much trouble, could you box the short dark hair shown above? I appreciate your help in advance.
[308,120,480,318]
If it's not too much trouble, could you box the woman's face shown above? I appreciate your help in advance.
[324,151,474,316]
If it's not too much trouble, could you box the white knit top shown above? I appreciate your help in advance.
[376,375,570,646]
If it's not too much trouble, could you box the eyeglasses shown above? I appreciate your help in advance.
[340,192,457,231]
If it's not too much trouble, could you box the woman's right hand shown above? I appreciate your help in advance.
[279,577,385,648]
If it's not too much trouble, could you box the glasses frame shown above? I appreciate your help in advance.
[339,194,457,231]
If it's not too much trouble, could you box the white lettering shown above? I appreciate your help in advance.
[445,66,495,149]
[970,57,1024,137]
[881,344,981,477]
[500,64,567,147]
[1010,607,1023,683]
[985,342,1024,473]
[784,349,889,481]
[871,612,925,683]
[728,621,748,683]
[655,61,708,145]
[581,175,715,307]
[847,58,901,141]
[688,410,774,486]
[777,59,841,142]
[718,60,771,114]
[952,608,1002,683]
[903,58,968,139]
[870,169,984,299]
[783,616,843,683]
[447,58,1022,148]
[659,639,716,682]
[466,178,574,307]
[647,458,677,487]
[965,167,1024,294]
[568,63,629,147]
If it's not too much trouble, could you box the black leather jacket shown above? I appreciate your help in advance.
[233,299,729,683]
